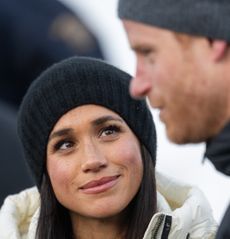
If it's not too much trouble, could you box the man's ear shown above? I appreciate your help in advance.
[210,40,228,62]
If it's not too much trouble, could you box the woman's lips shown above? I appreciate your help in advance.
[79,175,120,194]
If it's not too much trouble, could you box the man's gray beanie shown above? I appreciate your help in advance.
[118,0,230,42]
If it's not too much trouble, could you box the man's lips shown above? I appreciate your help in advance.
[79,175,120,194]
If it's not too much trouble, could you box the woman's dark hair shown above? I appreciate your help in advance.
[36,145,157,239]
[36,172,73,239]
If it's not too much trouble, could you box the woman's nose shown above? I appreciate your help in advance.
[81,143,107,173]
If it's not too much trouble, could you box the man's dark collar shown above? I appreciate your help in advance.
[205,122,230,176]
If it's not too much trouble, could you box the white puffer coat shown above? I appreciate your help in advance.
[0,172,217,239]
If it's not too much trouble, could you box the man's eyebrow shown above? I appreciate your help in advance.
[131,44,155,53]
[91,115,124,126]
[48,128,73,142]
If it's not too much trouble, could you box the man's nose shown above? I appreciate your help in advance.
[129,57,152,99]
[81,142,107,173]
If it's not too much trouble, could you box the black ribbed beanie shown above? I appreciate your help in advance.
[118,0,230,42]
[18,57,156,188]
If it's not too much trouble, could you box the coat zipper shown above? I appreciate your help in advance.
[150,214,165,239]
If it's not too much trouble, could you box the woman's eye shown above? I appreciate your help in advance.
[54,140,74,151]
[100,125,120,137]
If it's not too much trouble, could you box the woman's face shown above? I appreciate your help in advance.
[47,104,143,219]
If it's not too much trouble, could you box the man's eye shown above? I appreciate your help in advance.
[137,48,152,56]
[100,125,121,137]
[142,49,152,55]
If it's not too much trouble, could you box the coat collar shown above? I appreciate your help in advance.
[205,121,230,176]
[143,172,217,239]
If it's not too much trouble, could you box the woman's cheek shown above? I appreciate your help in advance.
[47,157,73,187]
[115,140,142,166]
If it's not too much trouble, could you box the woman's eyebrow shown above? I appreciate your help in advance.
[48,128,73,142]
[48,116,123,142]
[91,115,123,126]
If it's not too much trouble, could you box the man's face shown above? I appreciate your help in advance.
[123,20,229,144]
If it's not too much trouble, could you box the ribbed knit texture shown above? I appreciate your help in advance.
[118,0,230,42]
[18,57,156,188]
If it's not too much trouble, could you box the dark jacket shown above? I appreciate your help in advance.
[205,122,230,239]
[216,205,230,239]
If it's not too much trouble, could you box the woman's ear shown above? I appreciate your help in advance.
[210,40,228,62]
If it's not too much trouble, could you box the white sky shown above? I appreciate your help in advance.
[60,0,230,223]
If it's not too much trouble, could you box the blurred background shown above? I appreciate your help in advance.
[0,0,229,225]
